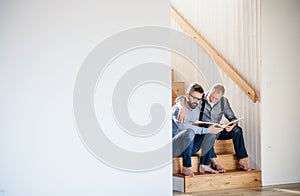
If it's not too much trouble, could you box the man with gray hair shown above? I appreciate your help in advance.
[176,83,250,172]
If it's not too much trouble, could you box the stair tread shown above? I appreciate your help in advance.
[173,154,245,174]
[173,153,236,160]
[173,169,261,178]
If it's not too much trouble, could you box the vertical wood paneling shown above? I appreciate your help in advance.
[171,0,261,169]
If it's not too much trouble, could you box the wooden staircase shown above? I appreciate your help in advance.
[172,70,261,193]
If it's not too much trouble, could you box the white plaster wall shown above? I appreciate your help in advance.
[261,0,300,185]
[0,1,171,195]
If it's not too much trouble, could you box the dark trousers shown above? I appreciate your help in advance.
[211,125,248,160]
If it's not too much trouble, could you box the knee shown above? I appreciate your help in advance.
[204,133,217,142]
[185,129,195,141]
[208,133,217,139]
[233,126,243,135]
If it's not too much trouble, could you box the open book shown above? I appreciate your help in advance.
[192,117,244,129]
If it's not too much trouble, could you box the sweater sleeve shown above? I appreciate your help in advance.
[223,97,237,121]
[172,106,208,134]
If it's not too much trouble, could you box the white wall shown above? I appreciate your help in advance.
[261,0,300,185]
[0,1,171,195]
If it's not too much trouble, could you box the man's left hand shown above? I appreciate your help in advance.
[225,122,236,132]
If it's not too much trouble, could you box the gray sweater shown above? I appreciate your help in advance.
[172,104,208,137]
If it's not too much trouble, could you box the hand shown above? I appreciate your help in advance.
[225,122,236,132]
[177,105,187,123]
[208,125,223,134]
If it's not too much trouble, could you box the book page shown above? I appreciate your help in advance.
[192,117,244,128]
[223,117,244,127]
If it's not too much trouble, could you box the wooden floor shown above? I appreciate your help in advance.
[173,183,300,196]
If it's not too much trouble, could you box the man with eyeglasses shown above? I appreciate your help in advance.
[172,82,223,177]
[176,83,250,172]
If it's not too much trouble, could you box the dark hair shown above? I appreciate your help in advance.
[186,82,204,94]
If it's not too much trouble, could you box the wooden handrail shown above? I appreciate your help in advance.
[171,5,258,103]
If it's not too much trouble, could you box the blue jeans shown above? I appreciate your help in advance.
[210,125,248,160]
[172,129,195,158]
[172,129,214,168]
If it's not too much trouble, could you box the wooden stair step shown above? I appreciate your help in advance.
[194,139,234,155]
[173,140,238,174]
[173,170,262,193]
[172,69,174,81]
[216,154,240,171]
[173,154,245,174]
[214,139,234,154]
[173,156,199,174]
[172,81,185,105]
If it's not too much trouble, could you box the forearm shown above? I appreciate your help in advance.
[173,115,208,134]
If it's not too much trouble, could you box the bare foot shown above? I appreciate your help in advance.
[199,164,219,174]
[182,167,194,177]
[212,163,226,173]
[210,158,226,173]
[237,159,251,171]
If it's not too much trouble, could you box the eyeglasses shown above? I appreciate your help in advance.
[189,93,202,101]
[209,94,221,102]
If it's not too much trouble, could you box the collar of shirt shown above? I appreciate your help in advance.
[203,92,214,107]
[204,91,221,108]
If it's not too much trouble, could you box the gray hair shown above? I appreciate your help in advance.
[210,83,225,95]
